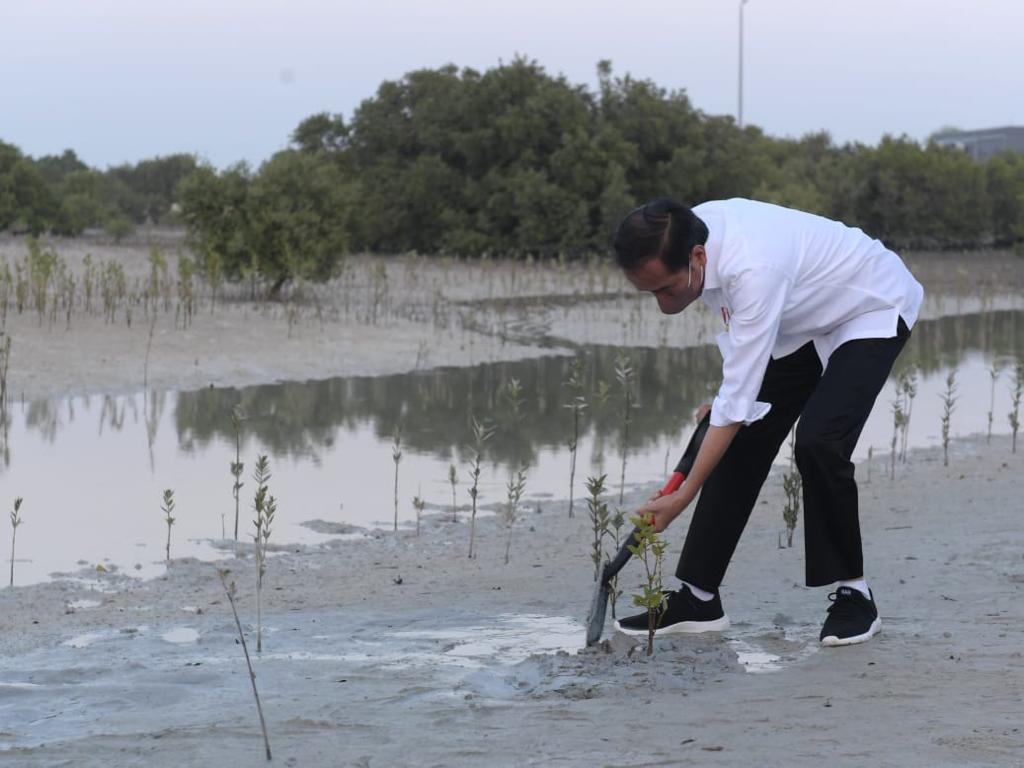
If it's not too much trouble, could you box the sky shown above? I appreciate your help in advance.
[2,0,1022,169]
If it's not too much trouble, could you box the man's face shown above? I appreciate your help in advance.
[623,247,705,315]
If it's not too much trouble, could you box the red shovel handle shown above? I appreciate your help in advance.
[658,471,686,497]
[655,411,711,498]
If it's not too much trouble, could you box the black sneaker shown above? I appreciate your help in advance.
[819,587,882,647]
[614,584,730,636]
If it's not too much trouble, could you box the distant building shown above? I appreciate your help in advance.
[933,126,1024,161]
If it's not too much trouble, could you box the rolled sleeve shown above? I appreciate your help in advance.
[710,264,792,427]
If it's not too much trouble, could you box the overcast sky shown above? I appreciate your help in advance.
[2,0,1021,169]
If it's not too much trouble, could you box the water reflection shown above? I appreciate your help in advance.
[173,309,1023,469]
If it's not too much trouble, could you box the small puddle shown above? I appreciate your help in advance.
[67,599,101,610]
[63,632,107,649]
[731,643,785,674]
[161,627,200,644]
[389,614,582,668]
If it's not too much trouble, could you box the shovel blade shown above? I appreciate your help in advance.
[585,577,611,647]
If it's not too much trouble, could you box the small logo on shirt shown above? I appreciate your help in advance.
[720,306,731,331]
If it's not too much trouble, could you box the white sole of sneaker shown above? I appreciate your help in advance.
[820,617,882,647]
[613,615,731,636]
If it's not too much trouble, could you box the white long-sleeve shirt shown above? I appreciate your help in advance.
[693,199,925,428]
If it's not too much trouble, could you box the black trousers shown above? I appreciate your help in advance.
[676,318,910,590]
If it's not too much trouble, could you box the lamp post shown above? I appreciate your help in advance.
[738,0,749,128]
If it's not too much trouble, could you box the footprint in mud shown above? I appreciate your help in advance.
[726,627,818,673]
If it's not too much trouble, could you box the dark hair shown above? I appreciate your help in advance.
[612,197,709,273]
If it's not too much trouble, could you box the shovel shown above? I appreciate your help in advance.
[584,411,711,647]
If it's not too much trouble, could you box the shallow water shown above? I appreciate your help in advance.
[1,308,1021,585]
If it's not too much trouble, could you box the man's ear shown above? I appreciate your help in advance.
[689,244,707,270]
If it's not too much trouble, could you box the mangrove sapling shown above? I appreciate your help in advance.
[9,497,23,586]
[26,238,57,326]
[161,489,175,562]
[392,426,402,533]
[251,456,276,653]
[218,569,272,761]
[0,262,11,330]
[177,254,196,328]
[940,370,958,467]
[562,358,587,518]
[987,361,1002,445]
[230,405,247,540]
[503,377,526,423]
[897,367,917,463]
[14,261,27,315]
[614,354,637,506]
[413,490,425,537]
[609,507,626,619]
[448,464,459,522]
[0,336,11,409]
[82,254,95,314]
[143,311,158,389]
[504,465,527,565]
[890,397,906,481]
[467,417,496,559]
[585,475,611,581]
[1009,361,1023,453]
[627,512,668,657]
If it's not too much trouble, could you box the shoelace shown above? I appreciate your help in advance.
[825,590,862,620]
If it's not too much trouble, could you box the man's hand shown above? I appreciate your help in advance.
[637,420,743,533]
[635,491,687,534]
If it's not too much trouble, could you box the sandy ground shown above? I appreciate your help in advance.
[1,234,1023,766]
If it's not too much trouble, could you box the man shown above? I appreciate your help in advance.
[611,197,923,647]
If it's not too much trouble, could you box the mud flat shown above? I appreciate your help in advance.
[2,235,1022,401]
[1,434,1021,766]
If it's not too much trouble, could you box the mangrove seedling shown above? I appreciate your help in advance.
[890,397,906,481]
[467,417,496,559]
[0,336,11,409]
[562,358,587,518]
[252,455,276,653]
[627,512,668,657]
[448,463,459,522]
[413,490,425,537]
[161,489,175,563]
[218,569,272,761]
[392,426,402,533]
[503,376,526,424]
[987,361,1002,445]
[585,474,611,582]
[9,497,23,587]
[504,465,527,565]
[940,369,958,467]
[897,367,917,463]
[614,353,636,506]
[1009,360,1023,453]
[230,405,247,540]
[143,311,158,389]
[609,506,626,619]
